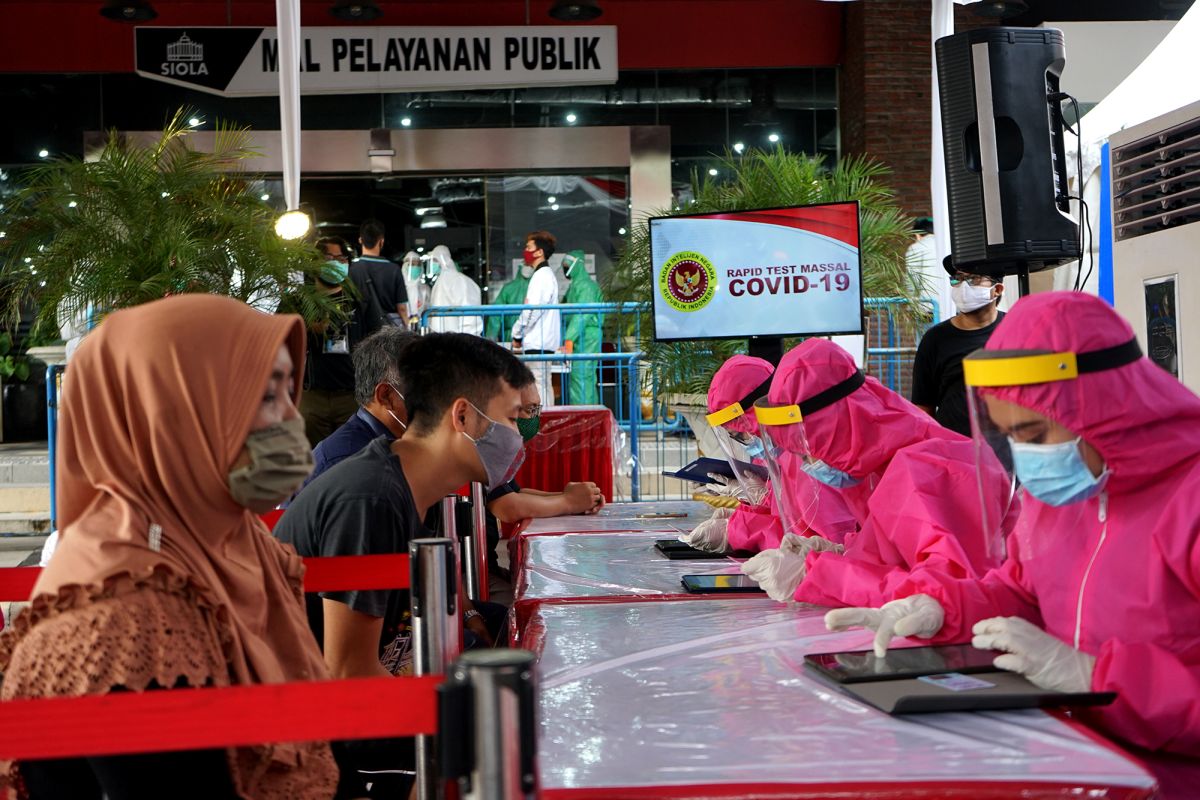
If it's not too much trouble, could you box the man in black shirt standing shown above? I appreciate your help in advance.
[357,218,409,326]
[910,261,1006,436]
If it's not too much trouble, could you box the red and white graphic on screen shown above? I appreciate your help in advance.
[666,259,710,305]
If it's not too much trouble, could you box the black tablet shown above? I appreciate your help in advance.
[804,644,1001,684]
[681,573,765,594]
[655,540,729,559]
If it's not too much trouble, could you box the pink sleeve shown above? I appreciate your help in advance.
[725,503,785,553]
[1088,639,1200,755]
[794,551,906,608]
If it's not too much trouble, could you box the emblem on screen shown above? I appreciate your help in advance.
[659,251,717,312]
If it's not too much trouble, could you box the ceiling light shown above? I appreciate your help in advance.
[964,0,1028,18]
[618,227,627,235]
[548,196,557,204]
[329,0,383,21]
[416,246,425,253]
[400,117,412,127]
[565,112,578,124]
[161,191,169,198]
[188,117,202,127]
[551,204,560,211]
[99,0,157,21]
[415,206,442,217]
[68,201,78,208]
[733,142,745,154]
[261,193,270,201]
[708,168,719,176]
[23,257,32,264]
[420,210,447,229]
[275,210,312,240]
[37,149,49,159]
[549,0,603,21]
[768,133,780,143]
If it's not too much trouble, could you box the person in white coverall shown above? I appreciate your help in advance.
[511,230,561,408]
[401,250,430,329]
[426,244,483,335]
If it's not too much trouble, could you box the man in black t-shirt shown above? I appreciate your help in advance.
[356,218,409,325]
[911,265,1005,436]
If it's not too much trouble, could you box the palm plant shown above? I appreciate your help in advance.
[0,108,333,333]
[604,148,925,396]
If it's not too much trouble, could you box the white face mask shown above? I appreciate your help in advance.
[951,281,996,314]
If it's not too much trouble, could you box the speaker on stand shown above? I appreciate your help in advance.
[936,27,1081,295]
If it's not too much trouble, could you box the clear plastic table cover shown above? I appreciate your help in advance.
[533,598,1155,797]
[519,531,743,601]
[522,501,710,535]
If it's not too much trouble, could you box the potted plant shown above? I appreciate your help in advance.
[0,108,336,336]
[0,328,47,443]
[604,148,926,445]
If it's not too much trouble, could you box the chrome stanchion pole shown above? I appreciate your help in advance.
[440,650,538,800]
[412,537,460,800]
[464,483,489,602]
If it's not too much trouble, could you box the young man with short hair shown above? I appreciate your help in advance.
[357,218,409,325]
[911,258,1006,436]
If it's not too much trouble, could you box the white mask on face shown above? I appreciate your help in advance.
[951,281,996,314]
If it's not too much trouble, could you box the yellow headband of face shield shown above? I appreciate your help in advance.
[963,351,1078,387]
[752,403,803,426]
[705,403,747,428]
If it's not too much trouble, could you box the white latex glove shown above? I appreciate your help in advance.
[825,594,946,658]
[707,473,769,506]
[740,532,843,602]
[971,617,1096,693]
[679,516,730,552]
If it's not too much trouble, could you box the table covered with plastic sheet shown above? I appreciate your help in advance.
[522,500,709,535]
[528,597,1157,800]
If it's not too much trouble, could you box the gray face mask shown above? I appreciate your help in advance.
[228,416,314,513]
[462,401,526,490]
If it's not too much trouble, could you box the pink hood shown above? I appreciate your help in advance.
[707,355,774,436]
[767,339,965,477]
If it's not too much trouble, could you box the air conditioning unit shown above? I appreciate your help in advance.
[1110,96,1200,391]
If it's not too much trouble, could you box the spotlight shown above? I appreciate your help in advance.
[37,149,49,159]
[565,112,578,124]
[275,210,312,240]
[400,117,412,127]
[549,0,603,20]
[964,0,1029,18]
[329,0,383,21]
[768,133,780,143]
[733,142,745,154]
[99,0,157,21]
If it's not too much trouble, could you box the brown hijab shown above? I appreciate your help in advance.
[31,293,327,685]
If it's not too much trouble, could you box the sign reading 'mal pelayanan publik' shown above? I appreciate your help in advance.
[134,26,618,96]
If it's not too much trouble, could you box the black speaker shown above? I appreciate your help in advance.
[936,27,1080,275]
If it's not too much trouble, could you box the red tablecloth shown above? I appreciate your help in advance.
[514,406,615,501]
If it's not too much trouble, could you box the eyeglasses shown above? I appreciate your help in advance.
[949,273,999,287]
[520,403,543,418]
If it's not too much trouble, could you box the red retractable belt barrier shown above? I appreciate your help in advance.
[0,554,411,602]
[0,675,442,761]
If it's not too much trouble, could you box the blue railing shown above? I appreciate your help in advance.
[46,364,65,531]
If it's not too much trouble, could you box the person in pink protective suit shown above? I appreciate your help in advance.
[826,292,1200,796]
[682,356,856,553]
[742,338,1015,607]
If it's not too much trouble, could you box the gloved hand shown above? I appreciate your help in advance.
[740,532,843,602]
[679,514,730,552]
[971,617,1096,693]
[707,472,769,506]
[825,594,945,658]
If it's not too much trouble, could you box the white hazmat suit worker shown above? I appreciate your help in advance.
[402,250,430,328]
[425,245,483,335]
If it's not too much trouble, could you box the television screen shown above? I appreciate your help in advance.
[649,201,863,341]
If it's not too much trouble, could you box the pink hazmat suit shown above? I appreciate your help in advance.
[706,356,856,552]
[891,292,1200,792]
[767,339,1015,607]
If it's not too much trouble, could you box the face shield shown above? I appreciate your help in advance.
[704,374,773,504]
[963,339,1142,549]
[747,398,820,538]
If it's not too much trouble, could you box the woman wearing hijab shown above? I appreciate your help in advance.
[0,295,337,799]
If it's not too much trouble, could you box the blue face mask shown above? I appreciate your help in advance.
[1009,436,1108,506]
[801,458,860,489]
[744,438,766,461]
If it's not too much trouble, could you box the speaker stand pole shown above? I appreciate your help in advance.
[748,336,785,366]
[1017,265,1031,297]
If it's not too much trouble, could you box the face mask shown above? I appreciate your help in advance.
[951,281,996,314]
[427,262,442,278]
[562,257,577,278]
[1009,436,1108,507]
[744,437,766,461]
[385,382,407,433]
[228,417,314,513]
[802,458,860,489]
[462,401,526,490]
[517,414,541,442]
[523,249,538,267]
[520,265,534,279]
[320,259,348,285]
[406,265,423,282]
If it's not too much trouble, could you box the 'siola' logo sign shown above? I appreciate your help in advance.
[659,251,716,312]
